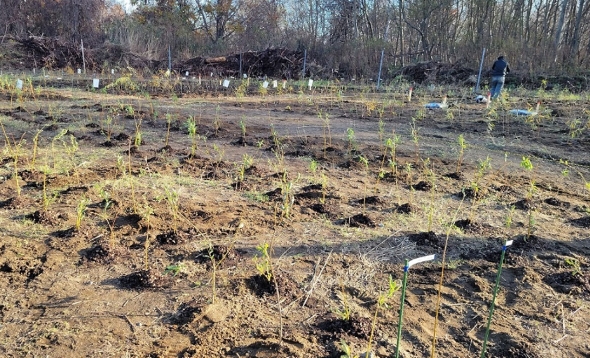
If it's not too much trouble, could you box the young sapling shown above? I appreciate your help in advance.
[75,196,90,231]
[239,117,247,143]
[187,116,198,157]
[520,156,536,240]
[367,275,400,354]
[253,242,273,282]
[456,134,467,174]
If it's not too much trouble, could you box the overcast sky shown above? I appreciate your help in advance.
[112,0,134,12]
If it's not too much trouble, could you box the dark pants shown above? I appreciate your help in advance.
[490,76,505,99]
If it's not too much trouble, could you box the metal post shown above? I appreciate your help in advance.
[395,254,435,358]
[475,48,486,93]
[480,240,513,358]
[302,49,307,79]
[239,52,243,78]
[81,39,86,75]
[377,49,385,90]
[168,45,172,72]
[395,260,409,358]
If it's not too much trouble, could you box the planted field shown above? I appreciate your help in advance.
[0,77,589,357]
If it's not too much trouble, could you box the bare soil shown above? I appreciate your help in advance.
[1,83,589,358]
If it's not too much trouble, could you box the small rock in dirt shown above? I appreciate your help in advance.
[395,203,418,214]
[444,172,463,180]
[411,180,433,191]
[512,198,536,210]
[544,197,570,208]
[156,231,183,245]
[356,196,384,205]
[408,231,439,247]
[119,269,167,290]
[82,244,112,264]
[26,210,60,225]
[569,216,590,228]
[203,302,229,323]
[343,213,376,228]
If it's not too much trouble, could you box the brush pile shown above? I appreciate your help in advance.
[394,61,476,84]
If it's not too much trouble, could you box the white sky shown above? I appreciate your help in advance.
[111,0,135,12]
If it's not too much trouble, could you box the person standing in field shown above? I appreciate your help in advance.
[490,55,510,100]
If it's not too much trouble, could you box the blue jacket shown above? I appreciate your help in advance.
[491,58,510,76]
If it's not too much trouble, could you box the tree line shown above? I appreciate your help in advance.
[1,0,589,77]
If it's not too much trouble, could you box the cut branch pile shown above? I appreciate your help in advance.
[395,61,477,84]
[176,48,310,79]
[17,36,95,70]
[13,37,313,79]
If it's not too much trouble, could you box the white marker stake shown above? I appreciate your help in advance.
[282,80,287,89]
[16,79,23,90]
[92,79,100,88]
[396,253,436,358]
[243,74,247,79]
[111,69,115,75]
[308,79,313,90]
[77,69,81,74]
[407,254,436,268]
[262,81,269,88]
[223,79,230,88]
[185,71,189,76]
[272,80,278,88]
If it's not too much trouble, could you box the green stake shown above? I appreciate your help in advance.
[480,239,513,358]
[395,254,435,358]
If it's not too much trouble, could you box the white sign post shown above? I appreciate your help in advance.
[308,79,313,90]
[92,79,100,88]
[223,79,230,88]
[16,79,23,90]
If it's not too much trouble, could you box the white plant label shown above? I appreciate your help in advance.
[16,79,23,90]
[77,69,81,74]
[505,240,514,247]
[223,79,230,88]
[262,81,269,88]
[282,80,287,89]
[111,69,115,74]
[185,71,189,76]
[407,254,436,269]
[272,80,278,88]
[243,74,247,79]
[308,79,313,90]
[92,79,100,88]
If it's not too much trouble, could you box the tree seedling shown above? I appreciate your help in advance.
[239,118,247,143]
[187,116,198,157]
[75,196,90,231]
[456,134,467,174]
[253,242,272,282]
[346,127,356,158]
[164,263,184,276]
[520,156,535,240]
[367,275,400,354]
[480,240,513,358]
